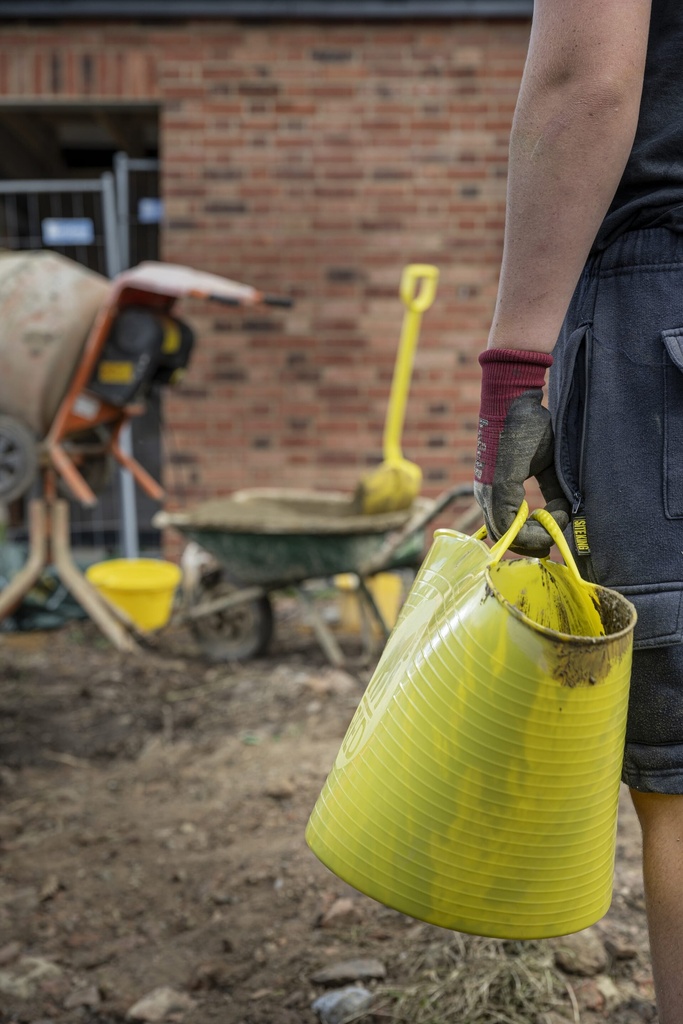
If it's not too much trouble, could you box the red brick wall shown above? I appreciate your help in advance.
[0,18,530,508]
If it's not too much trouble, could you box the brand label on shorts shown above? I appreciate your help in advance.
[573,516,591,555]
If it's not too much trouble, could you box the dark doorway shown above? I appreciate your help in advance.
[0,104,163,554]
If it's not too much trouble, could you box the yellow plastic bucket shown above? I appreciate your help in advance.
[306,504,637,939]
[86,558,182,631]
[335,572,405,636]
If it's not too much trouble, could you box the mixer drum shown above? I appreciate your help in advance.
[0,251,110,437]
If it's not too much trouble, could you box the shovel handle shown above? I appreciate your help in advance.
[400,264,440,313]
[383,264,440,463]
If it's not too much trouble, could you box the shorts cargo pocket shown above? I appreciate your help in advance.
[616,584,683,650]
[663,328,683,518]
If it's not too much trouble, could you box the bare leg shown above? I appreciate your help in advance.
[630,788,683,1023]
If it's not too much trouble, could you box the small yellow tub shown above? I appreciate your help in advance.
[335,571,405,636]
[86,558,182,631]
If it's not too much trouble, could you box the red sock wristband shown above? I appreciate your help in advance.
[478,348,553,418]
[475,349,553,486]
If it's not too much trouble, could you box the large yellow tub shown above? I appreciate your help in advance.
[306,505,637,939]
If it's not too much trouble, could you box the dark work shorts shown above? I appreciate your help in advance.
[549,227,683,793]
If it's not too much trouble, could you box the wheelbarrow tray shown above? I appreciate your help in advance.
[154,488,430,588]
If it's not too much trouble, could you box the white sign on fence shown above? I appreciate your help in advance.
[42,217,96,246]
[137,198,164,225]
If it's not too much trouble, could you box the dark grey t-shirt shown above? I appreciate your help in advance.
[594,0,683,250]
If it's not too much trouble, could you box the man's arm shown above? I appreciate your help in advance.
[489,0,652,353]
[474,0,652,551]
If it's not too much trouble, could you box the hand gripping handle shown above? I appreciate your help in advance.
[478,502,589,590]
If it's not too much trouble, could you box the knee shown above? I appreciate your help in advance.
[630,788,683,838]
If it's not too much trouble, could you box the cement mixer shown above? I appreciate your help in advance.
[0,249,291,651]
[0,250,290,507]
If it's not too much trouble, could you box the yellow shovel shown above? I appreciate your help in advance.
[356,263,439,515]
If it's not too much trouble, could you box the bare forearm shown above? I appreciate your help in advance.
[489,86,639,350]
[488,1,651,353]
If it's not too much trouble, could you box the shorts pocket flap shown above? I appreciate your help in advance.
[663,328,683,373]
[616,584,683,649]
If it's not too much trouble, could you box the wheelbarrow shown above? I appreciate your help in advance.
[153,484,480,666]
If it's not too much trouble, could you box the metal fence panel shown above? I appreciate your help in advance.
[0,174,119,278]
[0,169,162,554]
[114,152,160,270]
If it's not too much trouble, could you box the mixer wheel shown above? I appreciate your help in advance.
[0,415,37,504]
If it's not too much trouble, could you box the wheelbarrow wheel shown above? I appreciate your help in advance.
[0,415,37,504]
[190,577,274,662]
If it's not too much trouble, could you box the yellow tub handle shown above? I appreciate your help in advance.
[486,501,530,564]
[471,506,528,547]
[530,507,590,589]
[477,502,591,590]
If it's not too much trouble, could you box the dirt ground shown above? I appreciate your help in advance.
[0,607,659,1024]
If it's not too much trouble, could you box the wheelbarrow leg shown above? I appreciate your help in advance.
[357,578,390,654]
[356,588,378,663]
[357,579,390,640]
[51,499,141,654]
[296,587,346,668]
[0,499,48,621]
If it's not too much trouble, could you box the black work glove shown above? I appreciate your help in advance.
[474,347,570,557]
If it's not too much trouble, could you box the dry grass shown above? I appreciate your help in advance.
[373,935,574,1024]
